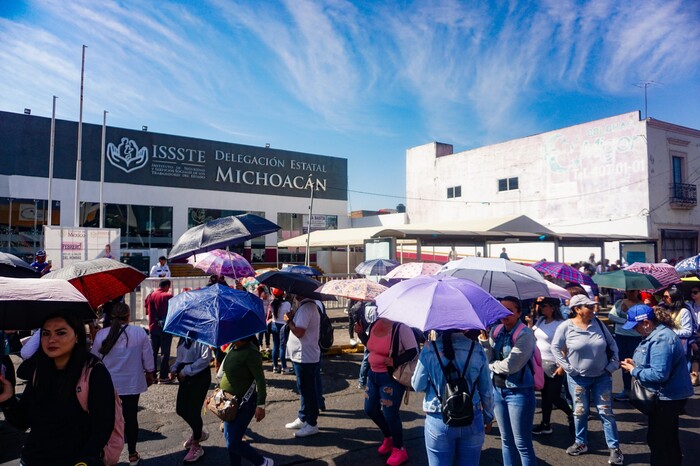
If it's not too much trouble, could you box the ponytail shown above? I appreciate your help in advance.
[99,303,130,356]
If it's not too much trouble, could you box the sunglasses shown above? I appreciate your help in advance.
[663,295,671,299]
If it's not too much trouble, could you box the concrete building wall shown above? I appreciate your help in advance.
[407,112,654,237]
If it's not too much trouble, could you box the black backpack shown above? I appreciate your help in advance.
[316,303,334,353]
[428,340,476,427]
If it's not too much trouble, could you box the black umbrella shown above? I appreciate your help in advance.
[257,271,336,301]
[0,277,96,330]
[169,214,281,261]
[0,252,39,278]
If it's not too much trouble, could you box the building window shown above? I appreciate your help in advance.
[447,185,462,198]
[672,155,683,184]
[0,198,59,259]
[498,177,519,192]
[188,208,266,261]
[81,203,173,250]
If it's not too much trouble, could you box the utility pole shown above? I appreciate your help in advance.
[74,45,87,227]
[304,175,315,267]
[635,80,661,119]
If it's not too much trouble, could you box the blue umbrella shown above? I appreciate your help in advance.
[281,264,322,276]
[675,254,700,276]
[164,284,266,347]
[355,259,400,276]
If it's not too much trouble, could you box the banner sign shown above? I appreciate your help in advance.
[43,226,121,268]
[0,111,347,201]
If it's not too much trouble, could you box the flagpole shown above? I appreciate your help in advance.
[73,44,87,227]
[99,110,108,228]
[47,95,57,226]
[305,176,315,267]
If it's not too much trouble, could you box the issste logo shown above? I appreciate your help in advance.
[107,137,149,173]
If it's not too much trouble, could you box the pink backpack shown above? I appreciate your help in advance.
[76,364,125,466]
[492,322,545,390]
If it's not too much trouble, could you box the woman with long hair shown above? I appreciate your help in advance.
[0,311,116,465]
[220,335,272,466]
[479,296,537,466]
[551,294,623,465]
[662,287,695,367]
[412,330,494,465]
[621,305,693,465]
[268,288,291,373]
[256,285,272,351]
[92,302,153,465]
[171,337,213,463]
[529,298,574,435]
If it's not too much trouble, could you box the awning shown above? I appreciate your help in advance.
[277,226,390,248]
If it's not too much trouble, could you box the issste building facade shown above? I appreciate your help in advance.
[0,110,348,268]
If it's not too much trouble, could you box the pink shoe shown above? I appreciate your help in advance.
[183,445,204,463]
[378,437,394,455]
[386,447,408,466]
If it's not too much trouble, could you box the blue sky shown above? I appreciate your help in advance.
[1,0,699,211]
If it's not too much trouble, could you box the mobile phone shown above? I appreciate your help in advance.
[47,260,52,266]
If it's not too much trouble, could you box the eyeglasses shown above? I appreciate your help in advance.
[663,295,671,299]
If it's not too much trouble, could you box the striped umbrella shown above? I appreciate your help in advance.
[531,261,594,285]
[355,259,400,276]
[625,262,680,288]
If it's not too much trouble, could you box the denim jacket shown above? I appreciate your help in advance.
[412,333,494,424]
[480,323,535,389]
[630,324,694,401]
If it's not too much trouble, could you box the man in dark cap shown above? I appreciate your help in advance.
[29,250,52,276]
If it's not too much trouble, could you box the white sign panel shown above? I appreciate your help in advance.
[43,226,121,268]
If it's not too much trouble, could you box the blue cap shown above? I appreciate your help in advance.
[35,250,46,256]
[622,304,654,330]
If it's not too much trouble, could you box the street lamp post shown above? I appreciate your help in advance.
[304,176,315,267]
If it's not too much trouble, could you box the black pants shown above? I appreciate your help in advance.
[648,399,686,466]
[176,369,212,440]
[150,331,173,379]
[120,394,140,455]
[541,373,573,425]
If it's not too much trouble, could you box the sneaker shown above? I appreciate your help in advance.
[613,391,630,401]
[378,437,394,455]
[285,418,306,429]
[183,445,204,463]
[532,423,552,435]
[386,447,408,466]
[294,423,320,438]
[608,448,624,465]
[128,452,140,466]
[268,366,277,373]
[566,443,588,456]
[260,457,274,466]
[274,367,282,374]
[184,431,209,449]
[358,382,367,390]
[284,367,294,374]
[349,338,358,346]
[158,377,174,385]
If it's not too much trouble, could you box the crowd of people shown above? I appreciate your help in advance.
[1,269,699,466]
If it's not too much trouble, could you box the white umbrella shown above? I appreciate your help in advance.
[439,257,551,299]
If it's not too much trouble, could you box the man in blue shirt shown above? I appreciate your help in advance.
[29,250,52,276]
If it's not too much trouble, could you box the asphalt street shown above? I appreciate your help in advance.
[2,311,700,465]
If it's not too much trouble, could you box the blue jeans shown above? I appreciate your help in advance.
[568,373,619,448]
[270,323,287,370]
[424,409,484,465]
[364,370,406,448]
[150,330,172,379]
[293,362,319,426]
[224,395,264,466]
[614,334,641,391]
[493,386,537,466]
[358,348,369,386]
[316,360,325,409]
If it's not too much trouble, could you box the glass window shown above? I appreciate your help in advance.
[447,187,454,198]
[81,202,173,250]
[498,179,508,191]
[509,177,519,190]
[498,178,518,191]
[672,156,683,185]
[454,186,462,197]
[0,198,59,259]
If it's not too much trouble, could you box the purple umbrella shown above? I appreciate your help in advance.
[375,275,512,331]
[531,261,594,285]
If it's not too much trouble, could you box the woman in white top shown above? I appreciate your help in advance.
[269,288,292,373]
[92,303,153,466]
[528,298,573,435]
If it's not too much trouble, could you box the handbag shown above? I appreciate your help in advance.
[205,388,240,422]
[629,377,658,415]
[389,322,419,390]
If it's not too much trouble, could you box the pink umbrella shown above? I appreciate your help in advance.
[187,249,255,279]
[316,278,387,301]
[624,262,681,288]
[384,262,442,279]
